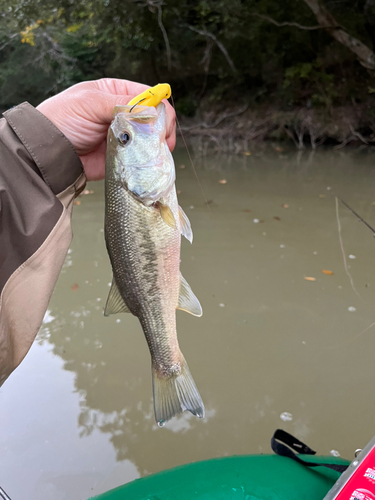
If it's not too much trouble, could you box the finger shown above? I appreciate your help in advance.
[83,89,145,126]
[92,78,150,98]
[86,89,177,138]
[164,99,176,152]
[166,118,177,152]
[79,80,177,151]
[80,140,107,181]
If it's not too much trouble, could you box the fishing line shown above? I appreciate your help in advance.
[169,94,212,213]
[0,487,12,500]
[335,196,362,299]
[337,197,375,236]
[319,197,375,351]
[329,195,375,348]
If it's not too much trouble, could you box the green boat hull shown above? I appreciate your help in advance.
[89,454,349,500]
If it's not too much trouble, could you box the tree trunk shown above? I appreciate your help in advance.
[364,0,375,52]
[302,0,375,70]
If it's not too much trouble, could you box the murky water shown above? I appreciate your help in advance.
[2,145,375,499]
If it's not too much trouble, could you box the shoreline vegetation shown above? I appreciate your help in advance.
[178,102,375,152]
[2,0,375,154]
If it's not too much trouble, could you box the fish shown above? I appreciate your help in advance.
[104,102,205,427]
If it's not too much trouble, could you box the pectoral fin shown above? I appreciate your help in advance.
[104,278,130,316]
[159,203,176,229]
[179,206,193,243]
[177,273,203,317]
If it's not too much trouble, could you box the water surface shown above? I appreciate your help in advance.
[1,146,375,499]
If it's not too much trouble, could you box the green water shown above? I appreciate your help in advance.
[1,145,375,499]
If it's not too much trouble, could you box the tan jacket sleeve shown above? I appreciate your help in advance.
[0,102,86,385]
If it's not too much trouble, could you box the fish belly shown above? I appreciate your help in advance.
[105,177,181,369]
[105,176,204,426]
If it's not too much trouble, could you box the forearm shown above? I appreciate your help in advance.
[0,102,85,385]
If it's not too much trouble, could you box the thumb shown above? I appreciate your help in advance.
[91,91,133,124]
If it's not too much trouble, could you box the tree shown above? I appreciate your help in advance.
[302,0,375,70]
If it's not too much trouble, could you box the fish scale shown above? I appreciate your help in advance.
[104,103,204,426]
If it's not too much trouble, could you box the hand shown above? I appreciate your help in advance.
[37,78,177,181]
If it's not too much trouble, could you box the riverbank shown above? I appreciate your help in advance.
[178,103,375,152]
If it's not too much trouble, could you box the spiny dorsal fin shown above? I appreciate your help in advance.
[177,273,202,317]
[179,206,193,243]
[104,278,130,316]
[159,203,176,229]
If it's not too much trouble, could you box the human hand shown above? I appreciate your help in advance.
[37,78,176,181]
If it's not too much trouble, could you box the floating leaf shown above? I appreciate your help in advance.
[71,283,79,291]
[74,200,81,205]
[274,216,281,221]
[243,209,251,213]
[304,277,316,281]
[322,269,334,275]
[281,203,289,208]
[219,179,227,184]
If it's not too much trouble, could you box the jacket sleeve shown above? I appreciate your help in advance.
[0,102,86,385]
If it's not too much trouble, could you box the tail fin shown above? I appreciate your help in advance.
[152,355,205,427]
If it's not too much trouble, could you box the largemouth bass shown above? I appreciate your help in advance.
[104,103,205,427]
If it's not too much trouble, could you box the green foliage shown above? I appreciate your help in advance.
[284,63,316,87]
[282,59,339,108]
[0,0,373,109]
[174,95,198,117]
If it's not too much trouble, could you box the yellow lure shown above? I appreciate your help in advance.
[127,83,171,108]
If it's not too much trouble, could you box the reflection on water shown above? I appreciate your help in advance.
[2,145,375,499]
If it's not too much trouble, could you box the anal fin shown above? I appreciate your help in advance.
[104,278,131,316]
[177,273,202,317]
[179,206,193,243]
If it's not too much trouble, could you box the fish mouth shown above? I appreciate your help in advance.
[112,104,159,123]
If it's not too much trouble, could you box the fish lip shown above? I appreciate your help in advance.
[112,104,159,121]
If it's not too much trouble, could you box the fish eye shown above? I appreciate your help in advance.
[118,131,131,146]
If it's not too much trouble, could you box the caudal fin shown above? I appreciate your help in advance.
[152,356,205,427]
